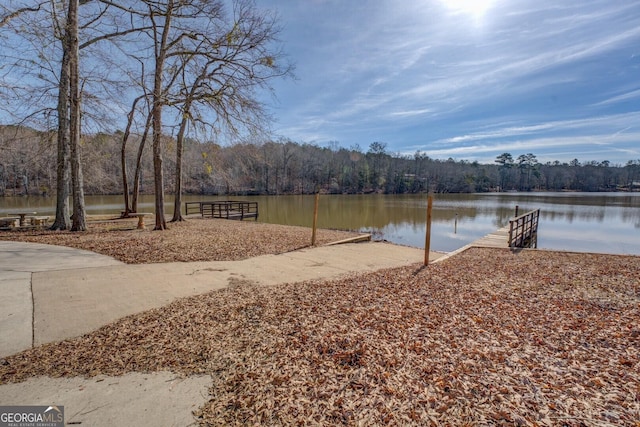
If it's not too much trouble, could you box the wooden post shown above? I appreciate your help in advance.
[424,194,433,266]
[508,220,514,248]
[515,205,519,217]
[311,192,319,246]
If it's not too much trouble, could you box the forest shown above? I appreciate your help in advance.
[1,125,639,197]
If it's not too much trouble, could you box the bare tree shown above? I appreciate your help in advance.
[167,0,292,221]
[128,0,290,227]
[0,2,45,28]
[2,0,153,230]
[120,93,152,217]
[57,0,128,230]
[0,2,69,228]
[121,96,142,216]
[66,0,88,230]
[52,46,72,229]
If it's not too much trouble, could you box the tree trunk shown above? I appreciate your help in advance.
[50,42,71,230]
[152,114,166,230]
[171,112,189,222]
[120,96,146,217]
[132,112,152,213]
[150,2,173,230]
[67,0,86,231]
[172,79,200,222]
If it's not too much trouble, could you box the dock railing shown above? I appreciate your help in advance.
[508,208,540,249]
[185,202,203,216]
[185,200,258,221]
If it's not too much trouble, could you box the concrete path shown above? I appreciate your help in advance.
[0,372,211,427]
[0,241,123,357]
[0,239,440,426]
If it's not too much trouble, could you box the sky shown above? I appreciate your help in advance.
[254,0,640,165]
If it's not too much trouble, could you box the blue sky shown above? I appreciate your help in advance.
[255,0,640,165]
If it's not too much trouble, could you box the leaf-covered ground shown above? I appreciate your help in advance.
[1,248,638,426]
[0,218,358,263]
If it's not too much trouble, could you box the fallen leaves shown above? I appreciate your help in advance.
[0,218,359,263]
[1,248,639,425]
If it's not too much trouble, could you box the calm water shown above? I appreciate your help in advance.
[1,193,639,255]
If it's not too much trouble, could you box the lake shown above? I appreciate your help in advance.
[1,192,639,255]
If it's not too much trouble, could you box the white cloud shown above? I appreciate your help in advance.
[388,109,434,118]
[421,132,640,163]
[437,112,640,144]
[593,89,640,107]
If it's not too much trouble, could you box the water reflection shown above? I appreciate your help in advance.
[1,192,639,255]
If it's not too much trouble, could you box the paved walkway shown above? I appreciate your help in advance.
[0,241,124,357]
[0,240,441,426]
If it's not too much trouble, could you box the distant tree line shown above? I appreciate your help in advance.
[1,126,639,197]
